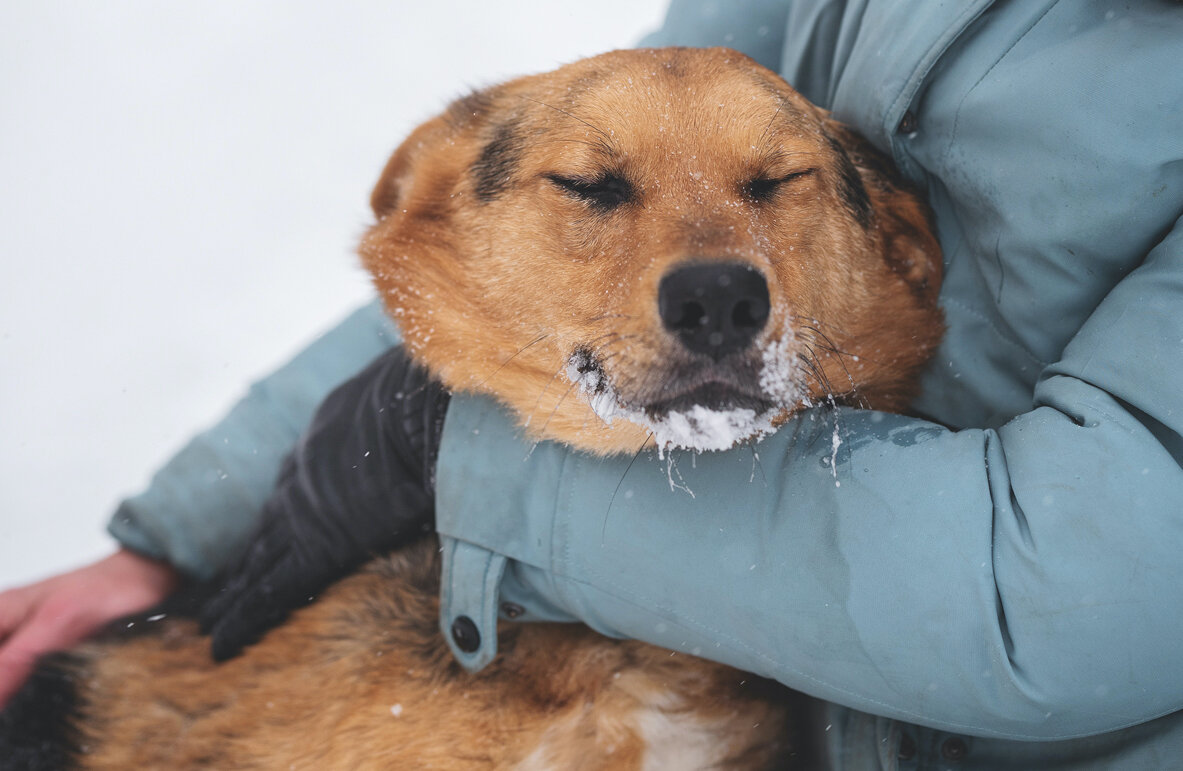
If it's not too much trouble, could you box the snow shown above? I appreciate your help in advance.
[758,329,804,404]
[829,420,843,488]
[0,1,666,588]
[566,334,806,455]
[645,406,778,455]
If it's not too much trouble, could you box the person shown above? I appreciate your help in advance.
[3,0,1182,767]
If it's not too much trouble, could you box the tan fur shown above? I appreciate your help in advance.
[48,48,942,769]
[66,544,798,769]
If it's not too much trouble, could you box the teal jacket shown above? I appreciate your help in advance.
[111,1,1183,767]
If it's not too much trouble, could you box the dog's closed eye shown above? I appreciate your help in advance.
[741,169,815,203]
[546,173,634,211]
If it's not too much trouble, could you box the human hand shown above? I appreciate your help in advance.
[201,346,449,661]
[0,548,178,709]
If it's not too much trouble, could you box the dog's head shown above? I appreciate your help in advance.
[361,48,942,455]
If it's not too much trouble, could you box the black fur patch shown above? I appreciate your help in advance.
[824,133,873,229]
[472,120,523,203]
[445,88,496,130]
[0,654,83,771]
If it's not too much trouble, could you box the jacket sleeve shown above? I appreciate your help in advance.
[436,215,1183,742]
[638,0,848,109]
[107,300,398,580]
[638,0,793,74]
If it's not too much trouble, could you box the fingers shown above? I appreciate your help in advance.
[0,585,41,646]
[0,643,40,709]
[0,583,51,707]
[0,550,178,710]
[0,596,95,710]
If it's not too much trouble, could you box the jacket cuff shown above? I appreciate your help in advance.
[106,300,400,580]
[106,502,169,563]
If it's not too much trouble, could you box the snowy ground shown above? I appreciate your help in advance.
[0,1,667,588]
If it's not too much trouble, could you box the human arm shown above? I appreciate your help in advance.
[434,214,1183,743]
[107,300,398,580]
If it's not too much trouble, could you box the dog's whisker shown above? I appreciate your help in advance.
[803,343,861,412]
[525,359,574,427]
[583,332,639,349]
[756,105,783,153]
[531,138,609,150]
[626,359,670,409]
[523,96,615,147]
[537,379,580,436]
[602,435,654,545]
[472,333,549,391]
[797,329,862,398]
[795,351,827,394]
[586,312,637,323]
[749,445,767,486]
[798,326,860,360]
[792,314,854,341]
[804,345,839,397]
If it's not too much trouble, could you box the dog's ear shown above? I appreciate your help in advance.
[370,116,455,220]
[370,88,502,220]
[823,120,942,303]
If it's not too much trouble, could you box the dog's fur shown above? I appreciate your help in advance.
[0,48,942,769]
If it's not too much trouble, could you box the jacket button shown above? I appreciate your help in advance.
[450,615,481,653]
[941,737,968,761]
[897,110,918,134]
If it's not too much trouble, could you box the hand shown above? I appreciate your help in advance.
[201,345,449,661]
[0,548,178,709]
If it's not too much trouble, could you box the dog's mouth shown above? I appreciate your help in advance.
[565,335,804,452]
[644,381,774,417]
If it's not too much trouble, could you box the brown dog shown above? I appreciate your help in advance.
[0,48,942,769]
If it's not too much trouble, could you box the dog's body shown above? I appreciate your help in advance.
[1,48,942,769]
[6,547,806,770]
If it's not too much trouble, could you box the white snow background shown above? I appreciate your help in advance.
[0,1,668,588]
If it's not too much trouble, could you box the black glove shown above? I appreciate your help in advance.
[200,345,450,661]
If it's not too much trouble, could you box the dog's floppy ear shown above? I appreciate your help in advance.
[370,116,454,220]
[370,87,502,220]
[823,120,943,303]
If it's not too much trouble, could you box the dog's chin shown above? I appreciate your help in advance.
[630,383,777,451]
[632,402,780,454]
[565,344,805,453]
[570,369,782,453]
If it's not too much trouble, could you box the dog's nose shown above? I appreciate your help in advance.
[658,261,770,360]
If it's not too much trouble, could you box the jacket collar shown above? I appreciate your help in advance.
[824,0,996,151]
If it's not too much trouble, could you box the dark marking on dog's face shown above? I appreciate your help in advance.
[472,119,524,203]
[445,88,497,128]
[361,47,943,455]
[823,132,873,228]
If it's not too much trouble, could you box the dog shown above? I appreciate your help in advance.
[0,47,942,769]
